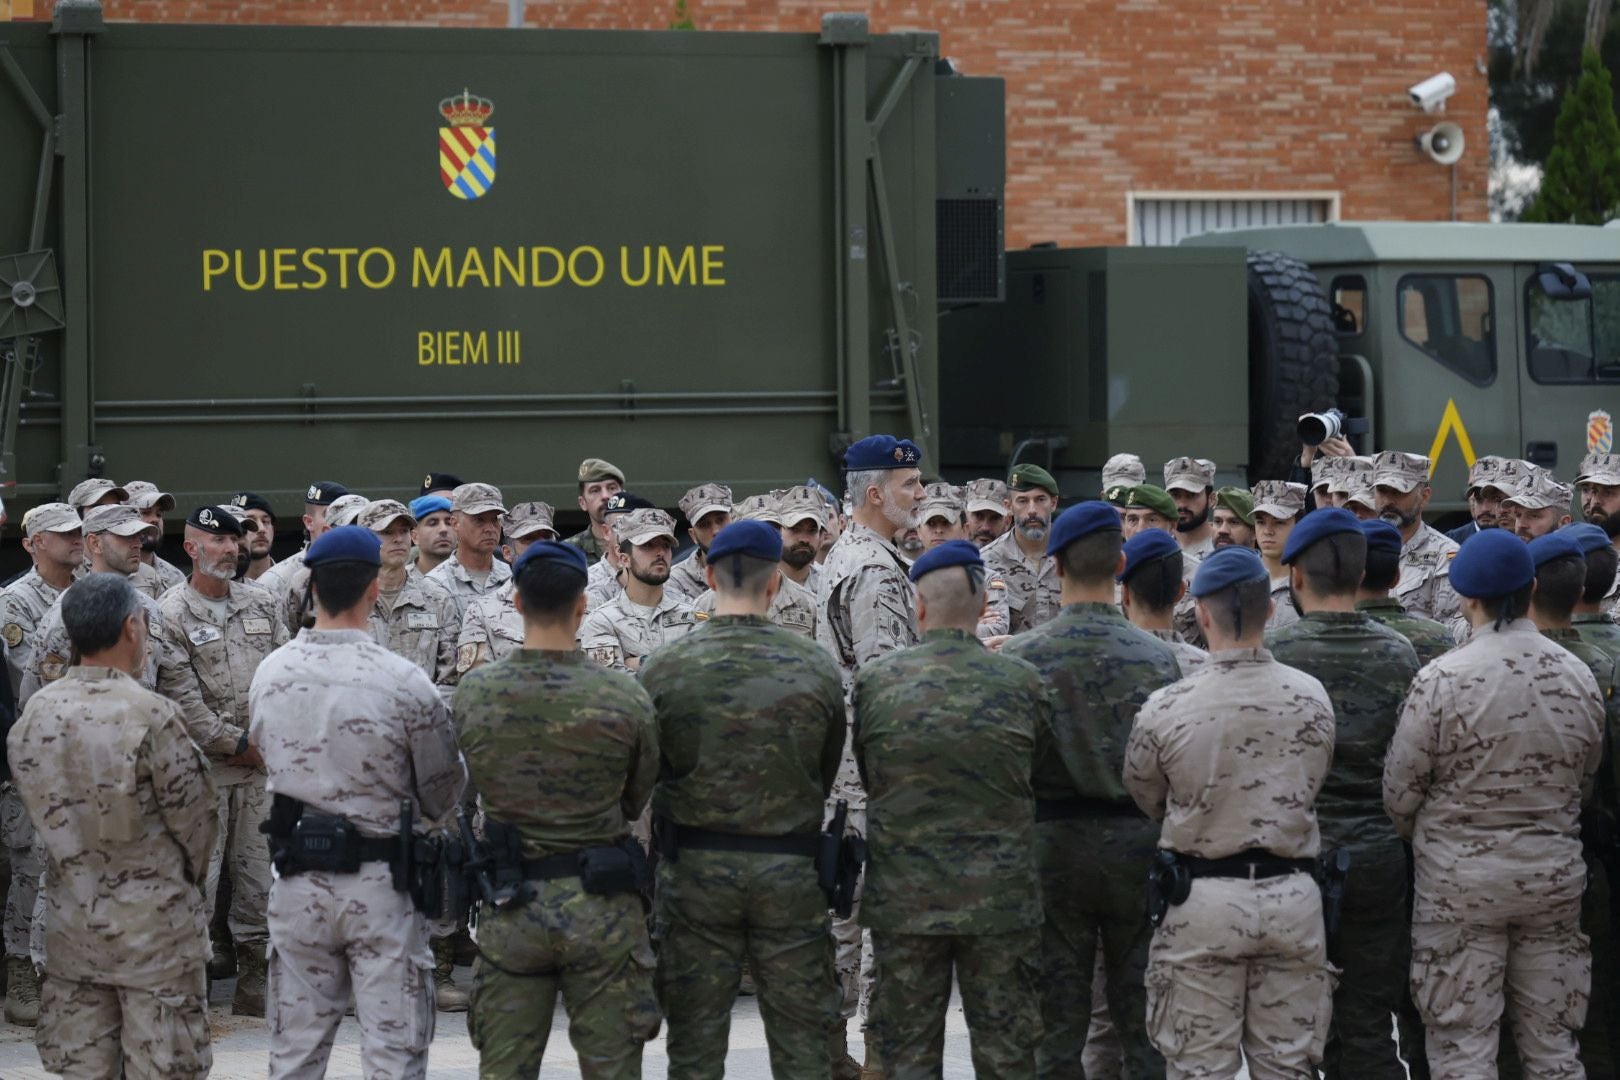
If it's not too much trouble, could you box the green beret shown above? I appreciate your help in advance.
[1123,484,1177,521]
[1214,485,1255,526]
[1008,463,1059,497]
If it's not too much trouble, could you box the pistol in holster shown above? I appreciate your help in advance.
[816,799,865,919]
[1146,850,1192,928]
[457,810,533,922]
[1316,847,1352,938]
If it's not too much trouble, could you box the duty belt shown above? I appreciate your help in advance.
[520,849,592,881]
[670,825,820,858]
[1177,849,1315,881]
[1035,797,1143,822]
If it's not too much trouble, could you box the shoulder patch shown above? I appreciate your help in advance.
[1,623,21,648]
[39,654,65,681]
[455,642,480,675]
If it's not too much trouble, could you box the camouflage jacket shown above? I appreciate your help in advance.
[453,580,523,680]
[691,573,817,639]
[1001,602,1182,807]
[641,614,843,835]
[256,547,307,629]
[980,529,1061,633]
[815,522,919,697]
[1384,619,1604,921]
[426,554,513,624]
[1148,627,1207,674]
[0,568,65,701]
[157,581,290,785]
[8,666,217,988]
[1266,573,1302,630]
[564,526,606,565]
[456,648,657,858]
[1397,523,1465,639]
[854,628,1048,934]
[249,628,464,836]
[1127,646,1335,860]
[370,571,460,686]
[20,585,166,708]
[149,555,187,594]
[1357,597,1456,666]
[1573,612,1620,666]
[1266,611,1421,858]
[664,550,709,603]
[578,589,698,673]
[1543,627,1620,820]
[585,557,623,613]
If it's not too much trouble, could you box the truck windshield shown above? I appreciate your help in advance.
[1525,274,1620,384]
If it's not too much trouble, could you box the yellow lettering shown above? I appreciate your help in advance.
[413,247,452,289]
[359,247,396,289]
[202,250,229,291]
[301,249,329,290]
[466,332,488,365]
[457,248,489,289]
[657,245,696,286]
[271,248,299,291]
[701,245,726,286]
[233,249,268,292]
[619,246,651,287]
[418,331,436,365]
[493,248,525,287]
[444,333,460,365]
[570,246,605,288]
[531,247,565,287]
[328,248,358,289]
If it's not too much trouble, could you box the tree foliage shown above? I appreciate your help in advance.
[1491,0,1620,166]
[1522,48,1620,222]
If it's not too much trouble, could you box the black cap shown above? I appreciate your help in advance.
[186,505,244,536]
[419,472,464,498]
[304,481,349,506]
[603,491,656,516]
[229,491,275,519]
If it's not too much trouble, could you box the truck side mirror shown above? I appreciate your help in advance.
[1535,262,1593,301]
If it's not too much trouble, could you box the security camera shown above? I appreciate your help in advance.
[1409,73,1456,114]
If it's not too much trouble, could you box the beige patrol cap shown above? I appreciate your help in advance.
[360,499,415,532]
[678,483,733,524]
[1492,458,1537,495]
[67,478,128,510]
[1344,483,1378,511]
[325,494,371,527]
[1503,469,1573,511]
[451,482,506,516]
[82,503,153,537]
[505,501,557,539]
[1250,481,1307,519]
[1577,453,1620,487]
[578,458,625,486]
[23,502,82,538]
[1310,456,1336,491]
[962,478,1008,515]
[1465,455,1507,493]
[1326,456,1374,496]
[219,504,262,531]
[1163,457,1216,494]
[1101,453,1146,489]
[122,480,176,513]
[777,486,828,529]
[1371,451,1431,494]
[612,507,677,546]
[919,482,964,524]
[734,492,784,526]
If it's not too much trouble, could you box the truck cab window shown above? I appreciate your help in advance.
[1398,274,1495,386]
[1526,274,1620,384]
[1331,275,1366,335]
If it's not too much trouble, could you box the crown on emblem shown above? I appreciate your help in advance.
[440,89,495,128]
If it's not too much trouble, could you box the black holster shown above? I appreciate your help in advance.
[578,839,651,897]
[1146,849,1192,927]
[1317,847,1352,938]
[816,799,865,919]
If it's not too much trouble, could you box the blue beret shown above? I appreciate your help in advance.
[1190,546,1268,597]
[409,494,452,518]
[908,539,983,583]
[1450,529,1535,599]
[513,539,588,578]
[1044,501,1122,557]
[1282,507,1365,565]
[305,525,382,568]
[707,520,784,564]
[1118,527,1180,583]
[1563,523,1611,555]
[843,434,923,471]
[1528,530,1586,569]
[1360,519,1403,556]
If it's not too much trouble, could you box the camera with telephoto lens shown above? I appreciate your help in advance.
[1297,408,1369,447]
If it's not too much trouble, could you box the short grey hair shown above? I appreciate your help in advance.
[846,469,887,511]
[60,573,141,655]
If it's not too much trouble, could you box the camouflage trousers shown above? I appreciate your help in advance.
[467,876,660,1079]
[827,795,870,1022]
[1320,848,1410,1080]
[0,782,39,959]
[1034,814,1164,1079]
[36,967,211,1079]
[1146,872,1333,1080]
[266,863,436,1080]
[1083,947,1124,1079]
[1410,900,1591,1080]
[867,926,1042,1079]
[205,778,272,947]
[654,848,842,1079]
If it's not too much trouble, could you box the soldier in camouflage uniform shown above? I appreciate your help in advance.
[1264,508,1422,1079]
[251,526,465,1079]
[1163,457,1217,558]
[962,478,1011,549]
[1577,455,1620,620]
[667,483,733,602]
[778,484,831,595]
[229,490,279,581]
[564,457,627,566]
[1252,480,1306,630]
[1126,546,1338,1078]
[1570,522,1620,663]
[815,435,925,1063]
[124,480,188,592]
[640,521,845,1077]
[8,573,218,1078]
[1385,529,1604,1078]
[1101,453,1146,494]
[1371,451,1464,639]
[425,483,512,622]
[1447,455,1508,544]
[690,495,819,639]
[1504,464,1575,542]
[1356,519,1456,665]
[256,479,349,615]
[980,463,1062,633]
[275,492,371,630]
[456,540,661,1077]
[65,477,126,514]
[856,540,1049,1078]
[1210,486,1257,551]
[1118,527,1207,674]
[1001,504,1181,1079]
[584,491,655,613]
[451,504,555,680]
[156,506,291,1016]
[358,500,460,685]
[579,508,698,672]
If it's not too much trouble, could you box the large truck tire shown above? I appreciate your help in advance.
[1246,249,1340,482]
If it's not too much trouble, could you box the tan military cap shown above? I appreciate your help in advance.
[67,478,128,509]
[1465,455,1507,493]
[1326,456,1374,496]
[23,502,82,538]
[612,507,677,546]
[82,503,152,536]
[1503,469,1573,511]
[325,494,371,528]
[918,482,965,524]
[122,480,176,513]
[1250,481,1307,519]
[1163,457,1216,493]
[577,458,625,486]
[777,485,828,529]
[1310,456,1336,491]
[219,503,262,532]
[1491,458,1537,493]
[962,478,1009,516]
[734,493,784,526]
[678,483,732,524]
[506,501,557,539]
[1371,451,1432,494]
[1344,483,1377,511]
[1577,453,1620,487]
[1101,453,1146,489]
[360,499,415,532]
[451,482,506,517]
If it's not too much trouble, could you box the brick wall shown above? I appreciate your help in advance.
[98,0,1489,246]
